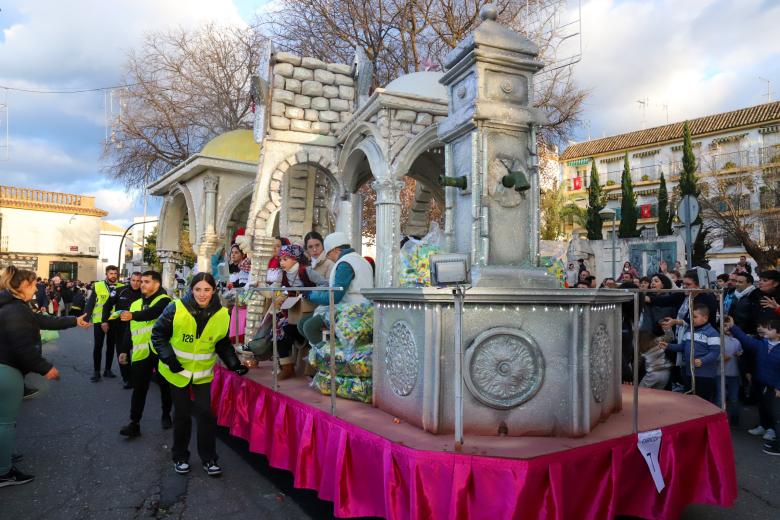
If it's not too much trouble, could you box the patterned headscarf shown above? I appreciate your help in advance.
[279,244,305,261]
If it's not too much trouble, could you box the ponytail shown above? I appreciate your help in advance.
[0,265,37,296]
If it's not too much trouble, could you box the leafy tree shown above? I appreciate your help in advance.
[656,172,672,236]
[143,228,160,269]
[585,159,606,240]
[679,121,699,196]
[618,154,640,238]
[540,180,567,240]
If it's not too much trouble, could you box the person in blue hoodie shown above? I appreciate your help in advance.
[725,315,780,455]
[659,303,721,403]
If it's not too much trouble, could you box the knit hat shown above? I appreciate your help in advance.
[279,244,305,260]
[323,232,349,254]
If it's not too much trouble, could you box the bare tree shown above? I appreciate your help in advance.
[103,24,266,189]
[262,0,587,145]
[697,158,780,269]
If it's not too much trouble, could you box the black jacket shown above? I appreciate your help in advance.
[728,287,762,335]
[0,290,77,375]
[756,287,779,326]
[71,291,86,311]
[649,290,718,327]
[102,285,142,323]
[151,291,241,372]
[130,288,170,322]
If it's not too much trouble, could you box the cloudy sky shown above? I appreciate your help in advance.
[0,0,778,226]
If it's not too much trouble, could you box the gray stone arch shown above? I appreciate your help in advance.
[158,182,196,252]
[217,181,254,239]
[339,122,387,192]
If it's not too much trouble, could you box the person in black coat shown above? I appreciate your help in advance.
[103,272,143,387]
[0,266,90,487]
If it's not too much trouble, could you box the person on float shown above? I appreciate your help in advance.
[83,265,125,382]
[117,270,173,438]
[152,273,247,476]
[0,266,90,487]
[227,236,252,344]
[298,232,375,345]
[103,271,143,389]
[266,237,290,287]
[304,231,334,279]
[273,244,326,379]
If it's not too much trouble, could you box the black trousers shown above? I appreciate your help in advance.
[170,382,217,463]
[693,376,717,404]
[115,322,132,383]
[93,321,119,373]
[758,385,777,431]
[130,354,172,424]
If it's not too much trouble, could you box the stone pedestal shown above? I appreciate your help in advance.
[365,288,632,437]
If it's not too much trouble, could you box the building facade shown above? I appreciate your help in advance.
[559,101,780,274]
[98,220,132,275]
[0,186,108,280]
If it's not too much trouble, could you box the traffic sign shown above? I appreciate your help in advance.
[674,222,701,244]
[677,195,699,225]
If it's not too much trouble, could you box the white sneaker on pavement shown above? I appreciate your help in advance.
[748,425,767,436]
[763,428,776,441]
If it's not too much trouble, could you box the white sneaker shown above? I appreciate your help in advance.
[763,428,776,441]
[748,426,766,436]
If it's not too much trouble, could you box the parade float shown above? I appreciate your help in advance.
[154,6,736,519]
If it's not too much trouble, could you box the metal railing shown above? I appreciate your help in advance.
[630,164,663,182]
[759,144,780,165]
[230,285,343,416]
[626,287,727,434]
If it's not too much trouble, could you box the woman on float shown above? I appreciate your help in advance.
[152,273,247,477]
[304,231,334,279]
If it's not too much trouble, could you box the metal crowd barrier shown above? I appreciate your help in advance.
[627,287,727,434]
[226,285,343,416]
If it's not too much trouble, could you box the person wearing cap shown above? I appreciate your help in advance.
[298,232,375,345]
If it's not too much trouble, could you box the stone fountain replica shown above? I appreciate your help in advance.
[363,6,633,438]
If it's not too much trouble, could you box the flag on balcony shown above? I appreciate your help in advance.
[573,177,582,190]
[641,204,652,218]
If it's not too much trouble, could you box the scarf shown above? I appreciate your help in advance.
[734,285,755,300]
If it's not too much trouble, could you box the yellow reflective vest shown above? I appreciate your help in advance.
[158,300,230,388]
[91,280,125,323]
[129,293,171,363]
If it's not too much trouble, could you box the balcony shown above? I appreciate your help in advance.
[706,150,753,172]
[0,235,7,253]
[759,144,780,166]
[631,164,662,182]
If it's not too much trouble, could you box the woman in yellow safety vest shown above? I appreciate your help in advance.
[152,272,247,477]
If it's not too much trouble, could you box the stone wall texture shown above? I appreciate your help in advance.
[270,52,355,135]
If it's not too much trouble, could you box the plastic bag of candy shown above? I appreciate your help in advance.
[311,371,373,403]
[308,342,373,377]
[399,222,444,287]
[334,303,373,347]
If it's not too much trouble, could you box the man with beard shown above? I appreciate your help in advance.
[83,265,124,382]
[103,272,142,388]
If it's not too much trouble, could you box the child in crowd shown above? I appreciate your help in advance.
[639,336,672,390]
[715,326,743,427]
[725,316,780,455]
[659,304,721,403]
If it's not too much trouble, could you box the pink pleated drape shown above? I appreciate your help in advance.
[212,366,737,520]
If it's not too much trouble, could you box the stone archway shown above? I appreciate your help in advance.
[157,183,197,289]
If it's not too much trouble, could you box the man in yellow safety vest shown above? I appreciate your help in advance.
[83,265,124,382]
[117,271,172,438]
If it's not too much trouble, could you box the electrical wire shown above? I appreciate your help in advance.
[0,78,164,94]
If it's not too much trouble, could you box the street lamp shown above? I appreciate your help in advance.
[599,207,617,280]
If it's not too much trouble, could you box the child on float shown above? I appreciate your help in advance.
[724,315,780,455]
[659,303,721,403]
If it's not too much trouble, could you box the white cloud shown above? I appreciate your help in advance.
[571,0,780,139]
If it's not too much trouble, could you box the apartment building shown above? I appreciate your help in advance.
[0,185,108,280]
[559,101,780,273]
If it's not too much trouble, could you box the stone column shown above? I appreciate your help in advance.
[335,193,363,255]
[158,250,183,291]
[372,178,404,288]
[198,175,222,273]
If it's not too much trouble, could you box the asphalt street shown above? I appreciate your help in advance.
[3,326,780,519]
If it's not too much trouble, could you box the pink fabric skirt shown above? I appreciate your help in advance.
[229,306,247,342]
